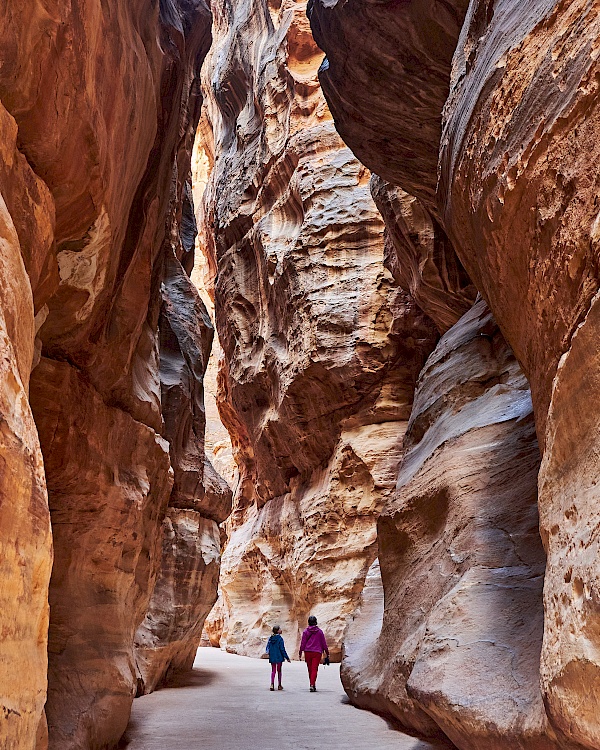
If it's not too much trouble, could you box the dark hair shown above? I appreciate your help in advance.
[308,615,317,626]
[272,625,281,634]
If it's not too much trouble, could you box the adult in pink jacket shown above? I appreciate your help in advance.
[299,615,329,692]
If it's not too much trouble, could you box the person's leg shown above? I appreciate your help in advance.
[310,653,319,687]
[305,654,312,681]
[305,651,320,688]
[271,663,276,688]
[277,662,282,688]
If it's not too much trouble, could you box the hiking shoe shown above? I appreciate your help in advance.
[278,685,284,690]
[270,685,275,691]
[310,685,316,692]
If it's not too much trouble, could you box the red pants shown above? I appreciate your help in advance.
[304,651,321,686]
[271,662,282,685]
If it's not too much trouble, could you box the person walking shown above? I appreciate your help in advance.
[266,625,291,691]
[299,615,329,692]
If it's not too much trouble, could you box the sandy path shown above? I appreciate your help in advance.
[120,648,450,750]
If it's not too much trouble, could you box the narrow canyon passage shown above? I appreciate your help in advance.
[3,3,600,750]
[120,649,448,750]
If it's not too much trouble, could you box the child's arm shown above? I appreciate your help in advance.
[282,639,291,662]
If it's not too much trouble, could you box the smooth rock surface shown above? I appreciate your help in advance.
[308,3,600,747]
[0,1,219,746]
[308,0,469,210]
[30,358,173,750]
[120,648,452,750]
[134,511,221,694]
[342,301,556,749]
[439,5,600,746]
[370,176,475,335]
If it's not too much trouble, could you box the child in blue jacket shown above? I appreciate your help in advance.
[266,625,291,690]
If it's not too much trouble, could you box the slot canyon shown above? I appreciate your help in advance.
[1,1,600,750]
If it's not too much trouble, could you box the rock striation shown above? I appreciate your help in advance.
[0,113,53,748]
[29,358,173,750]
[134,253,232,694]
[309,1,600,748]
[198,0,438,657]
[0,1,227,747]
[308,0,469,210]
[342,300,555,749]
[440,6,600,746]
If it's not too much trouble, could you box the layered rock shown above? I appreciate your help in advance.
[0,1,219,747]
[309,2,600,747]
[134,510,221,693]
[29,359,173,750]
[198,0,438,655]
[0,110,53,748]
[308,0,469,210]
[370,176,475,335]
[439,6,600,745]
[342,300,555,749]
[134,254,232,694]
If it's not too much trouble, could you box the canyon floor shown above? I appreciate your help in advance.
[119,648,450,750]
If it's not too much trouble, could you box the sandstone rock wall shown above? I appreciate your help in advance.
[29,359,173,750]
[0,1,224,747]
[309,1,600,748]
[134,253,232,694]
[0,113,53,748]
[439,14,600,743]
[198,0,438,657]
[343,300,554,749]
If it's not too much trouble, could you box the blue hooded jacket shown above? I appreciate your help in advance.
[266,633,290,664]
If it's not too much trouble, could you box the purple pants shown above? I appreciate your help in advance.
[271,662,282,685]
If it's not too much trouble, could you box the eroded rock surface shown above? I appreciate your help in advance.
[370,176,475,335]
[440,5,600,747]
[0,119,52,747]
[0,1,220,747]
[308,0,469,210]
[134,253,232,694]
[343,301,554,749]
[198,0,437,656]
[134,510,221,693]
[30,359,173,750]
[309,2,600,747]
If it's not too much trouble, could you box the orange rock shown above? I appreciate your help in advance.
[30,358,173,749]
[0,146,52,749]
[0,1,219,747]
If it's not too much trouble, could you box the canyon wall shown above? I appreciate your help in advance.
[198,0,439,657]
[0,114,53,748]
[310,0,600,748]
[0,1,225,747]
[343,300,552,749]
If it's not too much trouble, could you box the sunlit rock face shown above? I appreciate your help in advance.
[29,359,173,750]
[198,0,438,656]
[309,0,600,747]
[0,1,220,747]
[0,106,53,749]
